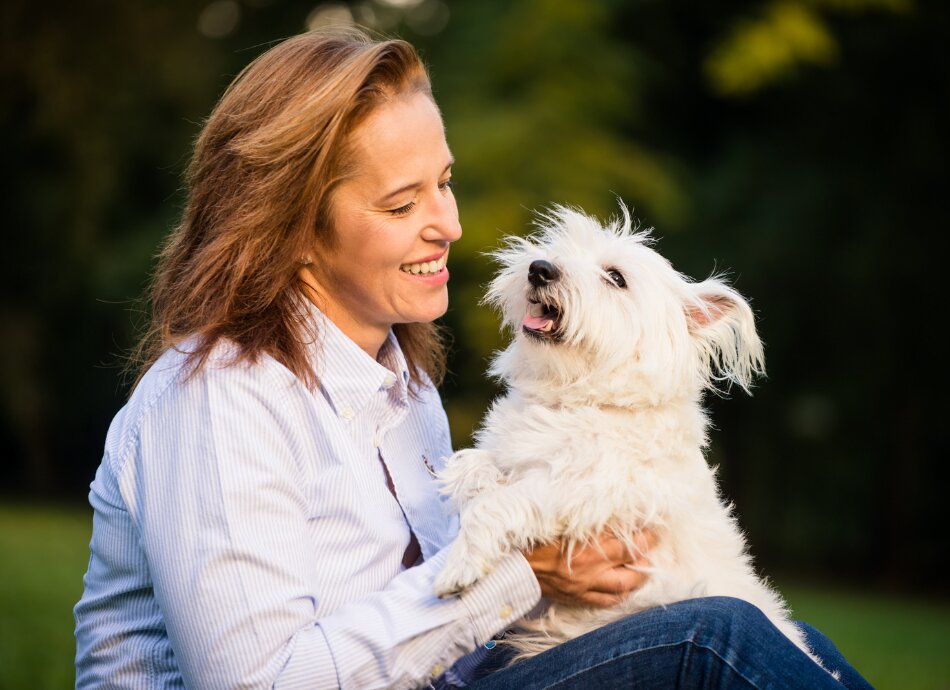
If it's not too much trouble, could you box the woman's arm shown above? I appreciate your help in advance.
[124,359,539,690]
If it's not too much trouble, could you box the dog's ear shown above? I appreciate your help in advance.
[686,279,765,393]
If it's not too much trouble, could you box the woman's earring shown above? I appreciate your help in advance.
[300,255,313,266]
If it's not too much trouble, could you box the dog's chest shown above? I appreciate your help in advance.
[481,397,704,481]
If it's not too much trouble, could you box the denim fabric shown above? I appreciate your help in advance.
[460,596,874,690]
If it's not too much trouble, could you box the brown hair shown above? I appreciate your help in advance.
[133,28,445,390]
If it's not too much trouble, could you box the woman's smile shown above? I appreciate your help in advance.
[399,250,449,284]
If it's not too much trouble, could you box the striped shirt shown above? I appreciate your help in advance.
[74,304,541,689]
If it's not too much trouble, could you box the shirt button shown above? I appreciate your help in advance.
[340,406,354,420]
[499,604,513,619]
[382,372,396,388]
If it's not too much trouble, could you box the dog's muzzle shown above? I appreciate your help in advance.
[523,260,563,341]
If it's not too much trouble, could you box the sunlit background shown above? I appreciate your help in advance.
[2,0,948,687]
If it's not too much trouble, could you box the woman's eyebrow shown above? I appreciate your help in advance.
[377,159,454,205]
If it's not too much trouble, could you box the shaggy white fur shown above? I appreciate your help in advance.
[434,203,828,671]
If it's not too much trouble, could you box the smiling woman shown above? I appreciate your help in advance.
[130,28,451,392]
[73,30,547,690]
[73,27,872,690]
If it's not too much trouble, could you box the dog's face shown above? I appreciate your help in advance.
[486,204,764,405]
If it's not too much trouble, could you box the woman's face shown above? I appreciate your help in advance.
[304,91,462,356]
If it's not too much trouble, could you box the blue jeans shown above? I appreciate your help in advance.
[464,597,873,689]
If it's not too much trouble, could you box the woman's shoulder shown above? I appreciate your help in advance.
[109,340,303,457]
[137,338,294,399]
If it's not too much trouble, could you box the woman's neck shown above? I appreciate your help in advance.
[297,268,388,360]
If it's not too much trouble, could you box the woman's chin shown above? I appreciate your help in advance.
[400,298,449,325]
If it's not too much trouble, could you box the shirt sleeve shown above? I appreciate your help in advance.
[122,359,540,690]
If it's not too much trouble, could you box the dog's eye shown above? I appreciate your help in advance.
[606,268,627,288]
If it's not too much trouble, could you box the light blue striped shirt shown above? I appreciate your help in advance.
[74,304,541,689]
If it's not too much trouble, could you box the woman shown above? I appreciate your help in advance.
[74,30,872,689]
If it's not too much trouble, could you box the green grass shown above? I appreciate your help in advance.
[1,503,948,689]
[0,502,92,690]
[778,579,950,690]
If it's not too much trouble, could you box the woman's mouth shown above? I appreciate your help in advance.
[400,253,447,275]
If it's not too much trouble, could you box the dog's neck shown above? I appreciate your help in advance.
[512,386,696,414]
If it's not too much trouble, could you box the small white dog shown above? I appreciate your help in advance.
[434,203,826,669]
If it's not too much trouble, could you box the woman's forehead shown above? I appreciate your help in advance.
[352,93,447,159]
[348,93,448,175]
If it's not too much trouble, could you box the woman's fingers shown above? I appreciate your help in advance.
[561,567,650,606]
[574,528,657,568]
[543,565,649,607]
[588,563,650,596]
[570,590,627,608]
[630,528,657,558]
[525,528,659,607]
[523,540,561,574]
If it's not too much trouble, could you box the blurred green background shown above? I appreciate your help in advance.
[2,0,948,687]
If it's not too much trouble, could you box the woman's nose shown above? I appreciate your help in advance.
[423,191,462,242]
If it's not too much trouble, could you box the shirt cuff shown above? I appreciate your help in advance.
[457,551,541,645]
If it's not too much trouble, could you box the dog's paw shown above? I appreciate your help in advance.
[433,572,469,599]
[434,549,489,598]
[433,562,480,598]
[439,449,505,501]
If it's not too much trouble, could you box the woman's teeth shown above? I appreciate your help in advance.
[400,255,446,275]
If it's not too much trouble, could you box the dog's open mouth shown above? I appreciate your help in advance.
[522,299,562,341]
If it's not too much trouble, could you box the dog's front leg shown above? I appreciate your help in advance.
[438,448,507,502]
[434,483,549,598]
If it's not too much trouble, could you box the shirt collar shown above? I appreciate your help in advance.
[303,302,410,420]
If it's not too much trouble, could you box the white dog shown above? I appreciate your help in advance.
[434,203,827,669]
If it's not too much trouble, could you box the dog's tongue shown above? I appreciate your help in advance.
[523,313,554,332]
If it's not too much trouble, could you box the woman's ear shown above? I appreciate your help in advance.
[687,279,765,393]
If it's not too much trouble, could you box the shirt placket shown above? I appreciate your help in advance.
[373,378,422,567]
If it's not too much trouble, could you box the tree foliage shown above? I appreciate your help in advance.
[2,0,946,589]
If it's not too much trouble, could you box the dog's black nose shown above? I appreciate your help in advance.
[528,260,560,287]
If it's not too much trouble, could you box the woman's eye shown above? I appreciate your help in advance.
[387,201,416,216]
[438,178,454,192]
[606,268,627,288]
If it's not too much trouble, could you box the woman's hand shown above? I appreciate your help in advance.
[523,529,656,607]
